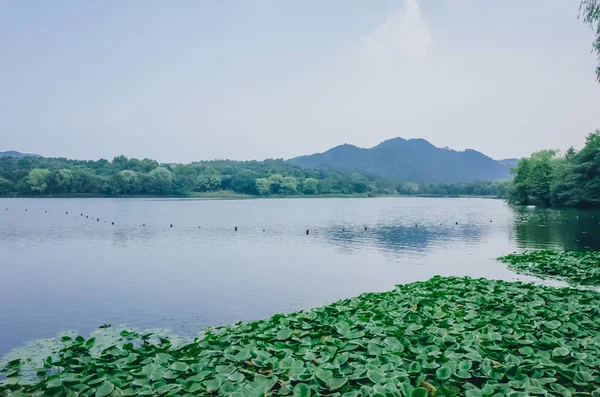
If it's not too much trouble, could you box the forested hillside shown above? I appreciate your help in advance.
[0,155,508,198]
[289,138,511,183]
[0,151,40,158]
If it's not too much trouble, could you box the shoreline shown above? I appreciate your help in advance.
[0,193,501,200]
[2,275,599,394]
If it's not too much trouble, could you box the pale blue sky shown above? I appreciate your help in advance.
[1,0,599,162]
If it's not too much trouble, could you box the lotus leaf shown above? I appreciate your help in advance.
[3,276,600,396]
[498,250,600,286]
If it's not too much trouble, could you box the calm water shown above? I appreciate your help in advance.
[1,197,599,357]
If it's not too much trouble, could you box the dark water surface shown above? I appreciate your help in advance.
[1,197,599,357]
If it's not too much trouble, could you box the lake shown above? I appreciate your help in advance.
[1,197,599,359]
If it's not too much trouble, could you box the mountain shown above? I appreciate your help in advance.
[498,158,520,169]
[0,151,40,158]
[288,138,511,183]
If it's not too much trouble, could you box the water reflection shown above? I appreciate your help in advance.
[323,223,489,254]
[0,197,598,359]
[513,207,600,250]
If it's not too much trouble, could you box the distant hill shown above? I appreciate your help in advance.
[498,158,520,169]
[288,138,511,183]
[0,151,40,158]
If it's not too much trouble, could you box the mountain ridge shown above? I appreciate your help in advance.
[0,151,41,158]
[288,138,512,183]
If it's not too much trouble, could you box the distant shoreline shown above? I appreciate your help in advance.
[0,192,501,200]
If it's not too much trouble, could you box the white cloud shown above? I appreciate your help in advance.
[361,0,434,62]
[3,0,599,162]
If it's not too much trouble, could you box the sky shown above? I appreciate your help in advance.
[1,0,599,163]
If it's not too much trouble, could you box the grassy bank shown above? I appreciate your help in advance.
[2,276,600,396]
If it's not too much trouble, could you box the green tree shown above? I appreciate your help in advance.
[374,179,396,194]
[267,174,284,194]
[398,182,420,195]
[103,175,121,195]
[565,146,577,161]
[570,130,600,207]
[508,159,532,205]
[70,167,106,194]
[139,158,159,173]
[196,174,222,192]
[281,176,297,194]
[302,178,318,195]
[255,178,271,195]
[229,171,258,194]
[489,179,510,199]
[27,168,50,193]
[117,170,140,195]
[150,167,173,195]
[317,179,333,194]
[55,169,73,192]
[332,178,353,194]
[352,182,369,194]
[507,131,600,208]
[112,155,130,171]
[0,176,13,195]
[581,0,600,81]
[550,157,575,206]
[528,150,557,206]
[172,164,198,194]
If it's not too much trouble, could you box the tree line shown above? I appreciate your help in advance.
[508,130,600,208]
[0,155,507,198]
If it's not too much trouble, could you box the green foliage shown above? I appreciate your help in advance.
[26,168,50,193]
[580,0,600,81]
[527,151,556,207]
[301,178,319,195]
[149,167,173,195]
[0,155,508,198]
[498,250,600,286]
[255,178,270,196]
[229,171,258,195]
[253,174,297,195]
[195,174,222,192]
[508,130,600,208]
[267,174,284,194]
[0,176,13,195]
[117,170,140,195]
[3,276,600,395]
[509,159,531,205]
[398,183,420,195]
[374,179,398,195]
[49,169,73,193]
[400,180,509,198]
[281,176,297,195]
[512,150,563,206]
[570,132,600,207]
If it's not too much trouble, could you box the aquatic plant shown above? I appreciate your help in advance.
[498,250,600,286]
[2,276,600,396]
[0,327,186,386]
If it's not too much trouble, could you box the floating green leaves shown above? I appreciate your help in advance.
[293,382,311,397]
[3,276,600,396]
[498,250,600,286]
[170,362,189,372]
[95,381,115,397]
